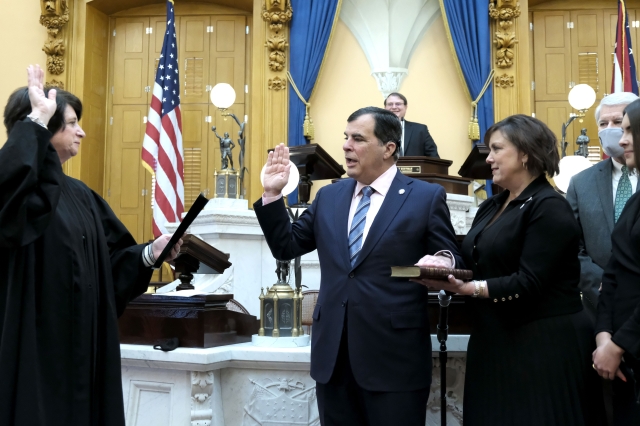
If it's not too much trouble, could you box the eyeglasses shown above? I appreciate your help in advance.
[386,102,405,107]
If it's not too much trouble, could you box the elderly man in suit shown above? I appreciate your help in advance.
[566,92,639,319]
[254,107,462,425]
[384,92,439,158]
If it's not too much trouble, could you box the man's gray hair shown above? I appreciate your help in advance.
[595,92,639,122]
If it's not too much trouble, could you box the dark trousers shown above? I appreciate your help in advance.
[316,329,429,426]
[612,361,640,426]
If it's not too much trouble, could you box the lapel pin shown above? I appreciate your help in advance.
[399,189,405,195]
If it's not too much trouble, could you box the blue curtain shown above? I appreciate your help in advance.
[287,0,341,205]
[441,0,494,196]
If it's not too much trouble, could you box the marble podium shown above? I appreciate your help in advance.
[121,183,478,425]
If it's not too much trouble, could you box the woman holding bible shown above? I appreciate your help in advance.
[593,98,640,425]
[417,115,603,425]
[0,65,182,426]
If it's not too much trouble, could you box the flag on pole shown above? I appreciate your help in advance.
[612,0,639,94]
[141,0,184,238]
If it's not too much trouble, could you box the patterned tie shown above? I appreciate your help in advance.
[348,186,374,267]
[615,165,633,223]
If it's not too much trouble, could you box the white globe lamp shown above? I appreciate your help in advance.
[209,83,236,110]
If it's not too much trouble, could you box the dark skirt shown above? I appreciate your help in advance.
[463,308,605,426]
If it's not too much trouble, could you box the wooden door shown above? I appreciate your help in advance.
[211,16,247,104]
[148,16,170,104]
[571,10,605,98]
[533,11,572,102]
[535,101,576,155]
[181,104,211,208]
[179,16,211,104]
[107,105,150,243]
[112,18,150,105]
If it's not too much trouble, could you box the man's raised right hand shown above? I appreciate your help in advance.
[263,143,291,197]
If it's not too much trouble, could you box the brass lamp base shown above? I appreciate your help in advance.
[214,169,239,199]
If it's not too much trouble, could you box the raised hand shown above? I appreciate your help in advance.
[26,65,56,126]
[263,143,291,197]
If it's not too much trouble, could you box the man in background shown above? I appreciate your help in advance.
[384,92,439,158]
[566,91,639,319]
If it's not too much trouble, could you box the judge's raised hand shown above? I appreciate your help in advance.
[263,143,291,197]
[152,234,183,264]
[26,65,57,126]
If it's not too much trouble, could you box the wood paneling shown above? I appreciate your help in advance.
[180,16,210,104]
[107,105,150,243]
[212,16,246,104]
[533,11,572,101]
[113,18,150,105]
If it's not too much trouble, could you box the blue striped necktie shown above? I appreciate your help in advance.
[615,165,632,223]
[349,186,374,267]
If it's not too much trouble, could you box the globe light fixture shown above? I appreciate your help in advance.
[560,84,597,157]
[209,83,236,110]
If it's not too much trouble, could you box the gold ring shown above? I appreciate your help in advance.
[592,363,596,370]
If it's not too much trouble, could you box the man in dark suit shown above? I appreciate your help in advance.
[253,107,461,425]
[566,92,638,319]
[384,92,439,158]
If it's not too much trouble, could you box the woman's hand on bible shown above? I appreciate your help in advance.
[592,333,626,382]
[410,274,473,296]
[152,234,183,265]
[26,65,56,126]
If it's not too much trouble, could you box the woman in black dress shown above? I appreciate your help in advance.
[421,115,604,425]
[0,65,182,426]
[593,98,640,425]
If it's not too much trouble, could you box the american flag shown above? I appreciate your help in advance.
[141,0,184,238]
[612,0,639,94]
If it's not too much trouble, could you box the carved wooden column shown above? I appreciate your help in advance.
[490,0,531,120]
[39,0,70,90]
[249,0,292,202]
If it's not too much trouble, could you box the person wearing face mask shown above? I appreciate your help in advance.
[593,98,640,425]
[565,92,639,321]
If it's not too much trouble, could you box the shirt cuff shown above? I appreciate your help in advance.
[433,250,455,269]
[262,192,283,206]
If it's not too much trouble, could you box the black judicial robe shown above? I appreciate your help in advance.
[0,121,153,426]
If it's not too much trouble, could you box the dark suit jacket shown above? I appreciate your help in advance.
[403,120,439,158]
[253,171,462,392]
[566,158,637,315]
[596,191,640,359]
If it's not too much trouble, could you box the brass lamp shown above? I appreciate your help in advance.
[258,261,304,337]
[561,84,597,157]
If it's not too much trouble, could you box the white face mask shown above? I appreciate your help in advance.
[598,127,625,158]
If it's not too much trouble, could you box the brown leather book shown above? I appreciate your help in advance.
[390,266,473,281]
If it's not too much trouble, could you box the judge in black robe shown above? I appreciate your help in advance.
[0,65,181,426]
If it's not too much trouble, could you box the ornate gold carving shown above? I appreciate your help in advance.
[262,0,292,88]
[262,0,293,33]
[268,77,286,90]
[46,79,65,90]
[495,74,515,88]
[489,1,520,69]
[39,0,69,75]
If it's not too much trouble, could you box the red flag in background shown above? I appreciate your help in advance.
[612,0,639,94]
[141,0,184,238]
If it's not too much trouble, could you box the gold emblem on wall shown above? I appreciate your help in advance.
[266,34,289,72]
[262,0,293,32]
[268,76,286,91]
[489,0,520,69]
[39,0,69,76]
[46,79,65,90]
[495,74,515,89]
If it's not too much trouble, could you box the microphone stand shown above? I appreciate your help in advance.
[437,290,453,425]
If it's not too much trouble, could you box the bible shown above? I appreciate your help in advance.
[390,266,473,281]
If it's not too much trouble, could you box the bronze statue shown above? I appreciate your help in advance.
[575,128,590,157]
[212,126,235,170]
